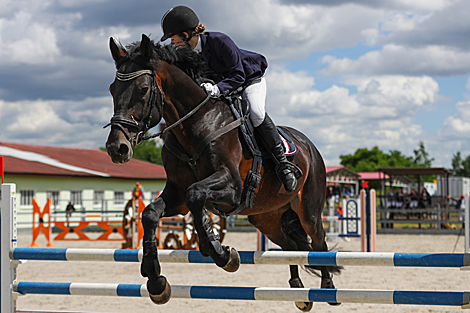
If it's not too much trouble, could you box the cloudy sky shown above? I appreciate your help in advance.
[1,0,470,167]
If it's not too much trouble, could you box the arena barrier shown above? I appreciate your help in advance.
[2,183,470,312]
[29,197,128,247]
[28,196,210,250]
[258,189,376,252]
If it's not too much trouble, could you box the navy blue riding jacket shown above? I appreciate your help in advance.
[199,32,268,96]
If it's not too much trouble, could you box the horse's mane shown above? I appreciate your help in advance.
[119,38,209,84]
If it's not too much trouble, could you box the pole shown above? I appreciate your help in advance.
[1,183,17,313]
[361,189,376,252]
[1,156,4,184]
[465,191,469,254]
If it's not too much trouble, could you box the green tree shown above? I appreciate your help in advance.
[132,138,163,165]
[452,152,470,177]
[339,146,416,172]
[100,136,163,166]
[340,143,434,172]
[413,141,434,167]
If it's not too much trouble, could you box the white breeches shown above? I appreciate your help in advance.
[243,76,266,127]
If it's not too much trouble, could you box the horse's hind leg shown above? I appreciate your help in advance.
[290,189,342,306]
[248,209,313,312]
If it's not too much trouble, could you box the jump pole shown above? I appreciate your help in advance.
[11,282,470,307]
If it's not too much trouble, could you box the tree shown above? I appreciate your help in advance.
[340,143,434,172]
[452,152,470,177]
[132,138,163,165]
[340,146,416,172]
[413,141,434,167]
[100,136,163,166]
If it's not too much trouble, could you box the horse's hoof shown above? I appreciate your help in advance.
[222,247,240,272]
[148,280,171,305]
[289,278,314,311]
[321,276,341,306]
[295,301,313,312]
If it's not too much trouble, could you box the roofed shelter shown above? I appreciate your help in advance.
[378,167,452,205]
[326,166,360,193]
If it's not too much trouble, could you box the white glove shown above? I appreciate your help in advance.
[201,83,221,98]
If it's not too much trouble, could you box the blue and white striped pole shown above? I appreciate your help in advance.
[13,282,470,307]
[11,248,470,268]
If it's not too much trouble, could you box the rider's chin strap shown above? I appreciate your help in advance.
[179,33,193,49]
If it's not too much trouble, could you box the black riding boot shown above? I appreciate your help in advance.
[255,114,298,193]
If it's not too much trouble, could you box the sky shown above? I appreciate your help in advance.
[1,0,470,168]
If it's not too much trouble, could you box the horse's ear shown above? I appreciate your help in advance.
[140,34,153,60]
[109,37,127,63]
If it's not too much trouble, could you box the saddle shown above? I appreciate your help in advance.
[226,96,299,214]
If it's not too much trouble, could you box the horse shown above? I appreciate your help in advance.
[105,34,341,311]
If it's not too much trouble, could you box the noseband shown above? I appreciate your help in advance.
[103,69,164,147]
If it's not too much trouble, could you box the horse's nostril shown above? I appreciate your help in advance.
[118,143,129,156]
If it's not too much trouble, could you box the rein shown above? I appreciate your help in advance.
[143,92,211,141]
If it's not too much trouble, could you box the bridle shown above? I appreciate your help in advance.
[104,69,164,147]
[104,68,212,147]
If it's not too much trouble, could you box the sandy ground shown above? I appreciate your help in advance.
[14,231,470,313]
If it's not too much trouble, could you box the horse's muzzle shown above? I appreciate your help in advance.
[106,133,133,164]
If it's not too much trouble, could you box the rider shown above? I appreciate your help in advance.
[160,5,299,193]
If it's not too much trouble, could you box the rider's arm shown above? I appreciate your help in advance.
[213,35,246,96]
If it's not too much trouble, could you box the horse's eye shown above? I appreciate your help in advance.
[141,87,149,95]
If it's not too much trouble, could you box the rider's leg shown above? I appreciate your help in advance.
[243,77,298,193]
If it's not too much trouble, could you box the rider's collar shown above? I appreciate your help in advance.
[194,37,202,54]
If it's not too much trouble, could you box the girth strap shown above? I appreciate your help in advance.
[164,117,245,176]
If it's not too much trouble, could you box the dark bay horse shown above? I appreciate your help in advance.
[105,34,341,311]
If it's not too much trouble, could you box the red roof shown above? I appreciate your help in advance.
[357,172,389,180]
[326,166,344,173]
[0,142,166,180]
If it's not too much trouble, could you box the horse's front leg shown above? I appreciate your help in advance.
[140,196,171,304]
[186,167,241,272]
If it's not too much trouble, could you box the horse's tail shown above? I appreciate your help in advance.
[280,204,342,278]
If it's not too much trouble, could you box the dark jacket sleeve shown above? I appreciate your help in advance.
[214,36,246,95]
[201,32,267,96]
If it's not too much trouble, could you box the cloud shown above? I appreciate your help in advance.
[0,11,60,64]
[381,0,470,50]
[441,101,470,138]
[0,97,113,148]
[275,0,457,11]
[0,0,468,168]
[265,69,439,165]
[320,44,470,77]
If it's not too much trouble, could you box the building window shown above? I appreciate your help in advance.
[114,191,125,206]
[71,190,82,208]
[20,190,35,208]
[46,191,60,211]
[94,191,104,207]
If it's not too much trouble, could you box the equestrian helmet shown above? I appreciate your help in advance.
[160,6,199,42]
